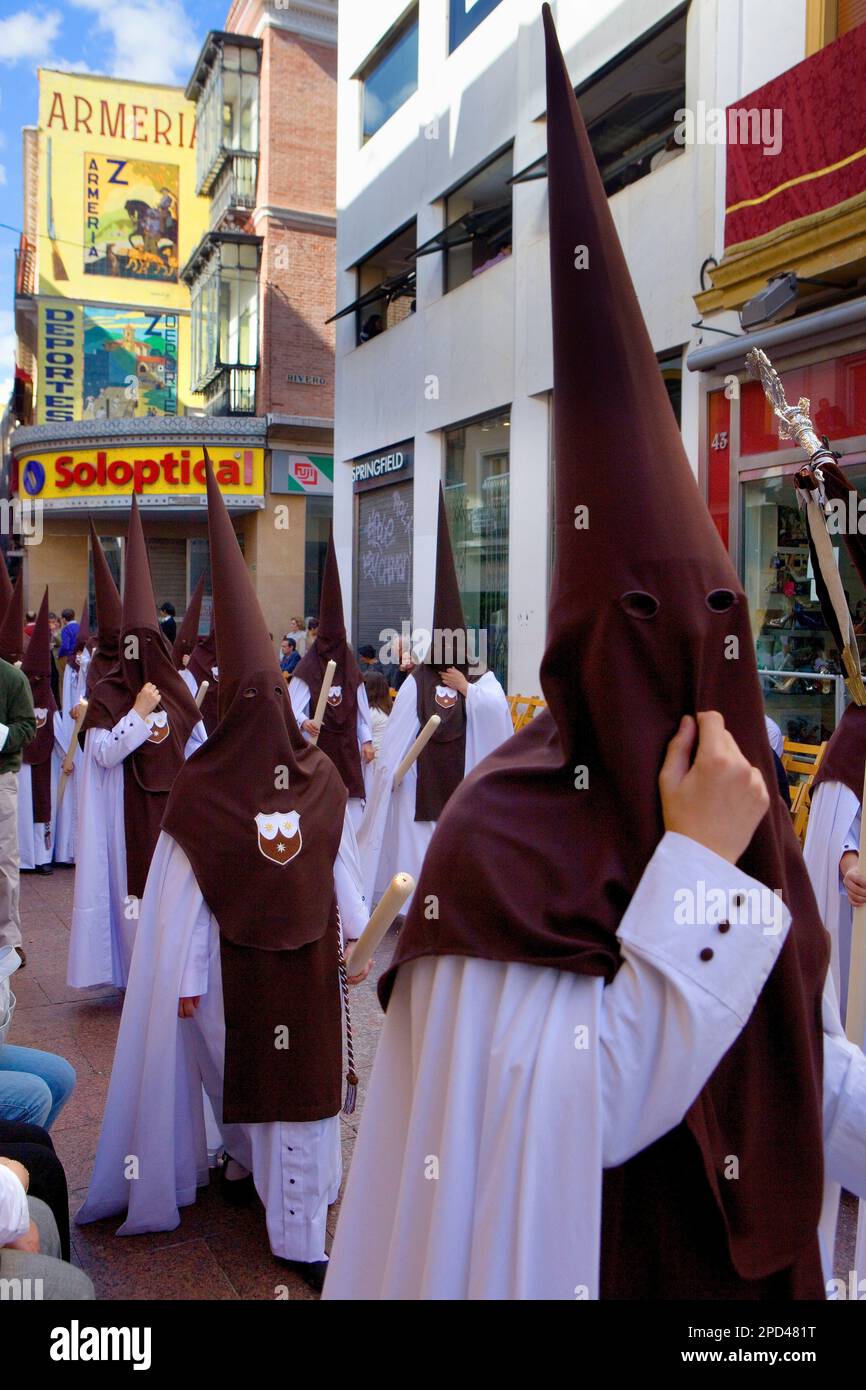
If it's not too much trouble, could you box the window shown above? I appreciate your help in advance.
[414,148,513,294]
[361,8,418,140]
[189,32,261,196]
[444,409,510,687]
[329,222,417,346]
[184,233,261,415]
[449,0,504,53]
[511,8,687,196]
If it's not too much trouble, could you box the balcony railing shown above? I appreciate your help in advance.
[210,153,259,228]
[15,236,35,298]
[198,365,258,416]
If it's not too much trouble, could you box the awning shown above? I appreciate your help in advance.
[325,269,416,325]
[410,204,512,259]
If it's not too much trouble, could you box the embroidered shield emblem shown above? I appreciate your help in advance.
[145,710,170,744]
[211,666,219,681]
[34,708,48,730]
[255,811,302,866]
[434,685,458,711]
[326,684,342,708]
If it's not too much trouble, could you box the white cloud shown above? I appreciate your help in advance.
[69,0,200,86]
[0,9,63,66]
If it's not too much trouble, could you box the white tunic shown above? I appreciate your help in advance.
[52,658,86,865]
[77,815,368,1264]
[357,671,513,909]
[66,712,206,990]
[803,778,866,1291]
[324,831,866,1300]
[16,763,53,870]
[290,677,374,833]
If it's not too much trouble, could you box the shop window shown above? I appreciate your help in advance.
[444,409,510,687]
[184,233,261,415]
[449,0,505,53]
[743,469,866,745]
[304,496,334,622]
[510,7,687,196]
[414,148,513,294]
[740,350,866,455]
[188,32,261,197]
[360,7,419,141]
[328,222,417,346]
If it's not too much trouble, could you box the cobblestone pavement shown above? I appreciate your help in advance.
[10,866,859,1299]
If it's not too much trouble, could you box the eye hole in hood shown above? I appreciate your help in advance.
[619,591,659,620]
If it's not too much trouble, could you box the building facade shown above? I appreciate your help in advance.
[9,0,339,643]
[333,0,865,722]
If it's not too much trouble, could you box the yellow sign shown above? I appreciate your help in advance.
[17,447,265,504]
[37,70,208,309]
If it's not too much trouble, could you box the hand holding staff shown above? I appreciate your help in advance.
[195,679,209,709]
[56,698,88,810]
[308,659,336,746]
[393,715,441,789]
[345,872,415,981]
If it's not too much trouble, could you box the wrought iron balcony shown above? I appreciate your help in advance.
[209,153,259,228]
[198,365,258,416]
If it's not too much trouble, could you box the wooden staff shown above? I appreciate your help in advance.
[194,679,209,709]
[308,659,336,746]
[56,699,88,811]
[345,872,415,978]
[392,714,441,789]
[850,794,866,1047]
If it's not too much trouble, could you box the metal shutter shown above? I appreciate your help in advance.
[145,538,187,614]
[355,481,413,654]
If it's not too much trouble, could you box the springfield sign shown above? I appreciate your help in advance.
[351,442,414,492]
[17,446,264,504]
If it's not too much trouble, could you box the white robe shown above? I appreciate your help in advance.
[357,672,513,909]
[290,677,373,833]
[803,778,866,1290]
[51,660,86,865]
[77,815,368,1263]
[66,712,206,990]
[16,763,53,870]
[324,831,866,1299]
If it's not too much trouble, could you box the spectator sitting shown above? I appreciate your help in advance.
[0,1154,94,1299]
[280,637,301,676]
[0,945,75,1129]
[358,644,385,676]
[363,672,392,756]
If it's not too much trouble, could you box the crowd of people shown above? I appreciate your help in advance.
[2,8,866,1304]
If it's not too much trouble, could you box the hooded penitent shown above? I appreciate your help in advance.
[163,457,348,1123]
[21,588,57,824]
[86,521,122,696]
[379,4,829,1298]
[172,573,205,669]
[0,574,25,666]
[185,617,220,736]
[293,531,365,799]
[83,494,201,899]
[413,486,474,821]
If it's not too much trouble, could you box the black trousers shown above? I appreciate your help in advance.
[0,1118,70,1261]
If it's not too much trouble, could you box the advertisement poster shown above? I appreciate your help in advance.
[83,306,179,418]
[84,154,180,282]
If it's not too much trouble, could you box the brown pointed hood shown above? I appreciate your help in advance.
[414,486,472,820]
[172,573,205,668]
[380,4,829,1297]
[293,529,365,797]
[162,454,349,1126]
[0,573,25,665]
[86,520,122,694]
[83,492,201,898]
[22,589,57,803]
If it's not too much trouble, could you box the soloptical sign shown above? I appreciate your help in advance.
[17,446,265,506]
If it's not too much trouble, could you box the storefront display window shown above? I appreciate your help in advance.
[740,349,866,454]
[742,468,866,745]
[444,409,510,688]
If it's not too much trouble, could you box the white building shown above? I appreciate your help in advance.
[334,0,865,723]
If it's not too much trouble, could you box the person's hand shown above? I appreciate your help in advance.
[361,741,375,764]
[302,719,320,737]
[659,711,770,865]
[70,702,83,721]
[178,996,201,1019]
[133,683,161,719]
[399,651,415,673]
[6,1219,39,1254]
[0,1157,29,1191]
[344,941,373,986]
[182,654,190,667]
[439,668,469,696]
[841,852,866,908]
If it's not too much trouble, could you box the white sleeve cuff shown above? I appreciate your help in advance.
[0,722,10,752]
[0,1163,30,1246]
[617,831,790,1027]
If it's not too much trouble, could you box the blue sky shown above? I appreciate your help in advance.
[0,0,229,400]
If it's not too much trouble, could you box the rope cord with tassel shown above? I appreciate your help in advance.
[337,905,358,1116]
